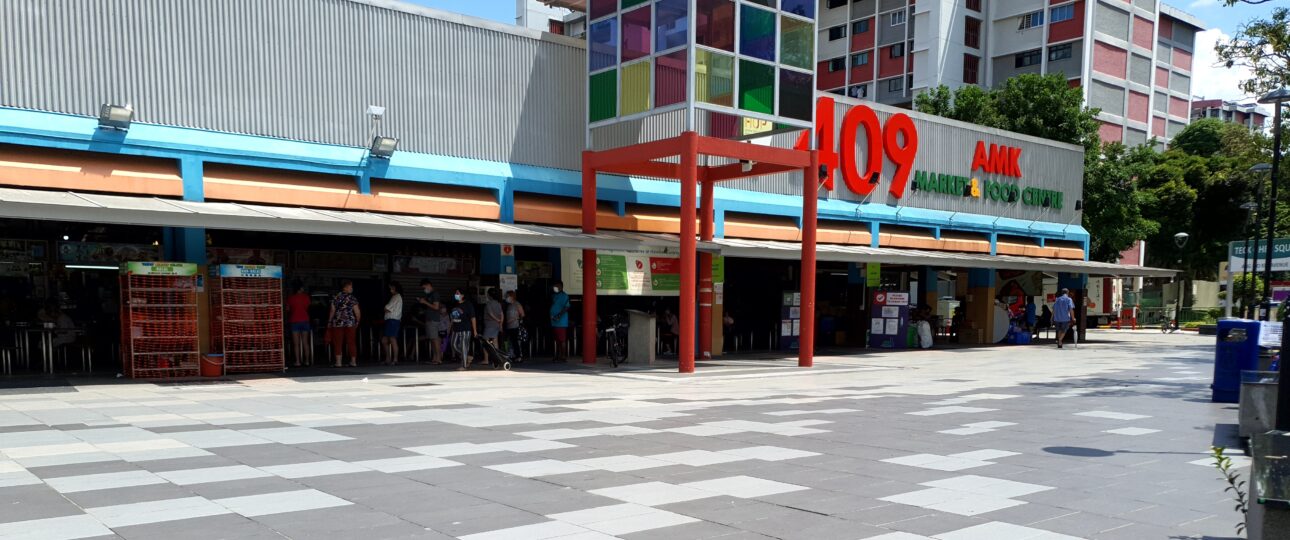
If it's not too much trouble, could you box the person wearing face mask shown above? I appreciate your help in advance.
[550,281,570,362]
[449,288,476,370]
[416,279,442,365]
[504,290,525,362]
[482,288,504,367]
[326,280,361,368]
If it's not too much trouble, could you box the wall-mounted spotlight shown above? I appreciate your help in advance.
[369,136,398,158]
[98,104,133,131]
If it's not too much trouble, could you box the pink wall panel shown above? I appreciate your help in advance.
[1128,91,1149,122]
[1132,16,1154,50]
[1093,41,1128,79]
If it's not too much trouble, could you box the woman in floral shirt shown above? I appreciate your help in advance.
[327,280,361,367]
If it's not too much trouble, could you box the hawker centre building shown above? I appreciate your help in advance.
[0,0,1168,376]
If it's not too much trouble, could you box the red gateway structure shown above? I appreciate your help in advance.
[581,131,820,373]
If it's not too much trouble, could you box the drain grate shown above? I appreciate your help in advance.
[394,382,441,388]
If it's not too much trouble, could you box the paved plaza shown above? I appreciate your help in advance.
[0,331,1244,539]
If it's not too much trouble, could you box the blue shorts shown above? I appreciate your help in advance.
[1055,321,1071,333]
[290,321,310,333]
[383,319,401,337]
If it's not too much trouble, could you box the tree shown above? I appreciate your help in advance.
[993,74,1101,150]
[1215,7,1290,96]
[1169,118,1226,157]
[1083,143,1159,262]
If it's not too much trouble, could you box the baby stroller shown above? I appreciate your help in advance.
[474,335,513,370]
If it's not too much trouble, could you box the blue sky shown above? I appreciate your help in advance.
[404,0,1277,103]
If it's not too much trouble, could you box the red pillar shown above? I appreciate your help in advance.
[699,172,714,360]
[581,153,598,365]
[679,132,698,373]
[799,150,819,368]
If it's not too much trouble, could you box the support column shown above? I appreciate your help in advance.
[918,266,938,314]
[581,154,598,365]
[962,268,997,344]
[679,132,698,373]
[799,151,819,368]
[699,173,714,361]
[177,158,206,264]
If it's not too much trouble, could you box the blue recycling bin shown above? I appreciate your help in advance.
[1213,319,1262,403]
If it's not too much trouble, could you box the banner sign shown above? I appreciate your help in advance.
[122,262,198,276]
[60,242,158,264]
[1229,239,1290,273]
[217,264,283,278]
[561,249,724,296]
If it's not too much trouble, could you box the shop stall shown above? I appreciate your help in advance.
[119,262,200,378]
[210,264,284,374]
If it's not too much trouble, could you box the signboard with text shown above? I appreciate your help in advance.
[1228,239,1290,273]
[561,249,724,296]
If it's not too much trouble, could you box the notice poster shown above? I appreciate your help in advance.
[782,320,793,336]
[499,274,518,293]
[885,292,910,306]
[792,319,801,336]
[122,262,198,276]
[881,306,900,318]
[217,264,283,278]
[560,249,723,296]
[649,257,681,292]
[595,254,629,291]
[789,307,801,319]
[885,318,900,335]
[1261,321,1283,348]
[871,318,885,335]
[866,263,881,287]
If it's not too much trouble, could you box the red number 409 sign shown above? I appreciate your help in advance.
[794,96,920,198]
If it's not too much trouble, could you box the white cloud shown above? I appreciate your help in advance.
[1190,28,1259,103]
[1187,0,1218,9]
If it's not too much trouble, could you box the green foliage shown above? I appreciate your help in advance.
[1083,143,1158,262]
[1169,119,1226,157]
[1211,446,1248,535]
[1232,273,1264,309]
[1215,7,1290,96]
[914,74,1096,148]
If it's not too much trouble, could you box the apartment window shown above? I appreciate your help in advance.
[967,0,982,11]
[1015,49,1041,68]
[1018,10,1044,30]
[891,10,906,26]
[828,57,846,72]
[827,0,847,8]
[888,77,904,92]
[548,19,565,35]
[852,19,870,34]
[851,51,870,66]
[1051,4,1075,23]
[964,17,981,49]
[890,43,905,58]
[828,25,846,41]
[828,87,846,96]
[849,84,869,98]
[963,54,980,84]
[1048,43,1073,62]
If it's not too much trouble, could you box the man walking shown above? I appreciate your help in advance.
[550,281,570,362]
[1053,288,1075,348]
[417,279,442,364]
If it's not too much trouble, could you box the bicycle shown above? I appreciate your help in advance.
[1161,306,1180,334]
[604,312,628,368]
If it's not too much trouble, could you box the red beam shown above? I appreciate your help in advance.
[705,161,798,182]
[699,174,715,362]
[679,132,698,374]
[585,136,685,169]
[597,160,681,179]
[799,150,819,368]
[696,135,812,168]
[581,153,598,366]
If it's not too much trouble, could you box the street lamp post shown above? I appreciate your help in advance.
[1246,163,1271,318]
[1174,232,1190,327]
[1258,89,1289,321]
[1258,88,1290,431]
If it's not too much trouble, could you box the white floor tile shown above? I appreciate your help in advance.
[963,421,1016,429]
[156,465,273,485]
[548,503,655,525]
[587,425,658,436]
[484,439,576,453]
[649,449,749,466]
[485,459,596,478]
[259,460,370,479]
[933,521,1079,540]
[3,442,98,459]
[925,496,1026,516]
[239,426,352,444]
[547,532,620,540]
[1074,411,1151,421]
[906,406,999,416]
[949,449,1020,461]
[517,428,600,440]
[0,470,42,488]
[116,446,214,462]
[458,520,592,540]
[45,470,166,493]
[164,429,273,449]
[664,425,745,436]
[938,427,993,436]
[65,426,156,444]
[921,475,1053,498]
[0,514,115,540]
[353,455,461,473]
[1103,427,1161,436]
[881,488,968,507]
[405,442,498,457]
[86,496,232,527]
[682,475,809,498]
[719,446,820,461]
[570,455,673,472]
[582,509,698,535]
[214,489,352,517]
[13,451,118,468]
[861,533,935,540]
[589,481,718,506]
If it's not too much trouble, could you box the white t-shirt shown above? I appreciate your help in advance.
[384,294,403,320]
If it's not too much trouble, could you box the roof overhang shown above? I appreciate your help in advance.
[0,187,1170,277]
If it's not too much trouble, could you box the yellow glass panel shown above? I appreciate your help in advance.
[620,60,651,115]
[695,49,735,107]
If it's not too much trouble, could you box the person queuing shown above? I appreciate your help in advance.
[482,288,503,367]
[417,279,443,365]
[550,281,570,363]
[1053,288,1076,348]
[286,281,312,367]
[505,290,526,362]
[381,283,403,365]
[327,280,361,367]
[449,288,476,370]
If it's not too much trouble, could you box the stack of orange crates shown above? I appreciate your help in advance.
[119,262,200,378]
[212,264,284,373]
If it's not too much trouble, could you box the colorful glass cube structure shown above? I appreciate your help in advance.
[586,0,816,143]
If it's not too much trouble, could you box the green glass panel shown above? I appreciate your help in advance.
[589,69,617,122]
[779,16,814,70]
[739,60,774,114]
[621,0,649,8]
[696,49,735,107]
[621,60,651,115]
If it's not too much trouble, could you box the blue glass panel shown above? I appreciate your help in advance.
[739,5,775,62]
[655,0,688,51]
[589,19,618,71]
[781,0,814,19]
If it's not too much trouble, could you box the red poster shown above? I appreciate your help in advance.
[649,257,680,274]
